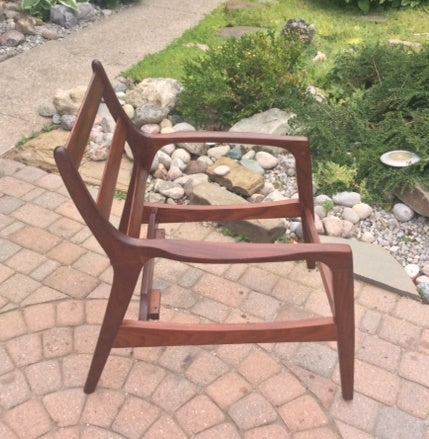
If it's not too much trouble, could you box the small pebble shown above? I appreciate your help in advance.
[214,165,230,176]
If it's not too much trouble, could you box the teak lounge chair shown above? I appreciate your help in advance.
[54,60,355,399]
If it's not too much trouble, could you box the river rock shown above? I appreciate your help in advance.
[323,216,354,238]
[161,143,175,155]
[208,145,230,160]
[173,123,207,155]
[332,191,361,207]
[314,205,327,219]
[60,114,76,131]
[184,160,208,175]
[423,262,429,276]
[353,203,372,220]
[134,104,168,126]
[0,29,25,46]
[171,148,191,165]
[141,123,161,134]
[154,180,184,200]
[264,189,287,202]
[404,263,420,279]
[314,194,332,206]
[207,157,264,197]
[255,151,279,169]
[228,146,242,160]
[76,2,98,22]
[417,283,429,304]
[167,166,183,180]
[392,203,415,222]
[342,207,360,224]
[156,150,171,169]
[50,5,78,28]
[240,158,264,175]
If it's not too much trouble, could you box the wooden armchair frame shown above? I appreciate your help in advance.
[54,60,354,399]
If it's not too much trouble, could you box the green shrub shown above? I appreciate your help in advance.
[22,0,78,20]
[338,0,428,13]
[297,43,429,202]
[179,31,309,129]
[315,161,357,194]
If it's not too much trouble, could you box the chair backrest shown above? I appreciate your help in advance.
[55,60,316,255]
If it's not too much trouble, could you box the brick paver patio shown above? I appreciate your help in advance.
[0,158,428,438]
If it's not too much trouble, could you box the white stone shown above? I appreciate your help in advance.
[342,207,360,224]
[155,180,184,200]
[353,203,373,220]
[332,191,361,207]
[255,151,279,170]
[314,214,324,234]
[214,165,230,176]
[197,156,213,166]
[314,205,327,219]
[161,143,175,155]
[173,122,196,132]
[392,203,415,222]
[161,126,174,134]
[423,262,429,276]
[171,158,186,171]
[122,103,135,119]
[207,145,230,160]
[260,182,275,196]
[361,231,375,243]
[314,194,332,206]
[323,216,344,237]
[156,150,171,169]
[264,190,287,202]
[404,263,420,279]
[313,51,327,63]
[171,148,191,164]
[242,150,255,160]
[249,193,264,203]
[167,166,183,180]
[160,118,173,129]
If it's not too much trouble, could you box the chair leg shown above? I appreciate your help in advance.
[84,264,142,394]
[333,270,355,400]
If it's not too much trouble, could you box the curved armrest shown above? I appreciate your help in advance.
[136,239,353,272]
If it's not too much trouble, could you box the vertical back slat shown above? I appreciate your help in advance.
[96,117,127,220]
[66,72,105,169]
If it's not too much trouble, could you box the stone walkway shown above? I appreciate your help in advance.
[0,158,428,438]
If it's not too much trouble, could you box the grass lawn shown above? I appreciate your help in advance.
[124,0,429,83]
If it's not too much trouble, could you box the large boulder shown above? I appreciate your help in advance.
[191,182,285,242]
[125,77,183,116]
[229,108,296,153]
[394,184,429,218]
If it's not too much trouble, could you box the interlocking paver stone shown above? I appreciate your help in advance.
[185,351,229,385]
[375,407,425,439]
[0,370,30,409]
[25,359,62,395]
[144,415,187,439]
[244,424,291,439]
[43,389,86,427]
[44,266,99,299]
[206,371,251,408]
[2,160,429,438]
[176,394,225,435]
[229,392,277,430]
[124,361,165,398]
[4,399,52,439]
[279,394,328,432]
[238,349,281,384]
[6,333,42,367]
[112,397,160,439]
[151,374,197,412]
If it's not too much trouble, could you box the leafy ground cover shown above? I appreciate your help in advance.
[123,0,429,204]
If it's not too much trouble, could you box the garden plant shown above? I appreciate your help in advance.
[124,0,428,205]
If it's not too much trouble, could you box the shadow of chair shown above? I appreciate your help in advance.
[54,60,354,400]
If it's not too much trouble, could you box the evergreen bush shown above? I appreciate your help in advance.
[179,32,309,129]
